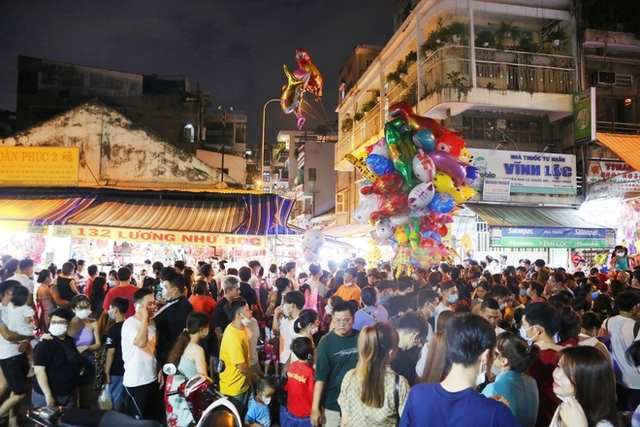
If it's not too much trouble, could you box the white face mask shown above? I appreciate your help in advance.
[261,396,272,405]
[310,326,319,335]
[162,287,171,300]
[556,394,572,403]
[617,252,625,257]
[471,281,478,288]
[499,303,507,311]
[476,360,486,386]
[282,304,291,317]
[325,305,333,316]
[49,324,67,336]
[75,309,91,320]
[241,316,251,327]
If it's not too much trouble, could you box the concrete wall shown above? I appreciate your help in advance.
[1,100,235,187]
[196,150,246,183]
[303,141,336,216]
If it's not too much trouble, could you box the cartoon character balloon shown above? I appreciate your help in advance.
[302,226,325,263]
[280,48,323,130]
[376,218,396,240]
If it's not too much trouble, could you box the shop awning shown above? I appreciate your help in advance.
[0,196,96,224]
[597,133,640,172]
[465,204,615,248]
[323,223,374,238]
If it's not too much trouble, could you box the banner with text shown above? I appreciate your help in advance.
[53,225,266,248]
[0,147,79,186]
[468,148,577,196]
[585,160,640,199]
[489,227,614,248]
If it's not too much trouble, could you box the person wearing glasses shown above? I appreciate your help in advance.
[311,300,359,427]
[482,332,540,427]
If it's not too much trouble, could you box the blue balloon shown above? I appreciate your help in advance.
[412,129,436,152]
[428,193,456,213]
[464,165,480,185]
[365,153,394,175]
[420,230,442,244]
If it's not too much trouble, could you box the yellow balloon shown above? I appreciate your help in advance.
[448,187,467,204]
[433,172,454,193]
[460,185,476,200]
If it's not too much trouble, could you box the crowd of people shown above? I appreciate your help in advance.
[0,253,639,426]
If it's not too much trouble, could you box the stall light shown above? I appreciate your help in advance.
[578,198,623,227]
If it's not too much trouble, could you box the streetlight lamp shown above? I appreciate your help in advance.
[261,98,280,191]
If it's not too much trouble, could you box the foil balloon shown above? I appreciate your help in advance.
[376,218,396,240]
[412,149,436,183]
[436,132,466,158]
[353,196,378,224]
[280,64,309,129]
[385,117,416,187]
[345,154,381,182]
[408,182,435,209]
[371,192,408,221]
[365,137,389,158]
[412,129,436,152]
[295,48,323,101]
[433,172,455,193]
[464,165,480,185]
[302,226,325,250]
[460,185,477,201]
[390,213,410,226]
[366,154,394,175]
[429,150,467,187]
[388,101,465,140]
[361,173,404,196]
[447,187,468,204]
[428,193,456,213]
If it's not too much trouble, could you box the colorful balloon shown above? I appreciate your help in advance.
[428,150,467,187]
[464,165,480,185]
[388,101,465,141]
[390,213,410,226]
[280,48,323,130]
[295,48,323,101]
[376,218,396,240]
[345,153,381,182]
[412,149,436,183]
[366,154,394,175]
[371,192,408,220]
[436,131,466,158]
[361,173,404,196]
[280,64,308,115]
[412,129,436,152]
[428,193,456,213]
[302,227,325,250]
[385,117,415,187]
[353,195,378,224]
[433,172,455,193]
[365,137,389,159]
[408,182,435,209]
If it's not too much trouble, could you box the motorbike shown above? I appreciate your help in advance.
[163,361,242,427]
[28,407,162,427]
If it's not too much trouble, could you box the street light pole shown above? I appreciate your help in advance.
[261,98,280,191]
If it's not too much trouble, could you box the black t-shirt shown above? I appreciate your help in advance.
[34,336,83,396]
[356,271,368,289]
[105,322,125,376]
[239,282,258,306]
[391,347,418,386]
[207,298,230,357]
[154,296,194,366]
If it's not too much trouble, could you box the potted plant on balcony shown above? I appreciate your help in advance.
[445,70,470,101]
[544,27,568,52]
[494,22,519,62]
[446,21,469,45]
[475,30,496,48]
[421,19,447,59]
[341,117,353,133]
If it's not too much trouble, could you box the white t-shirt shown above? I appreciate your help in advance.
[7,274,34,295]
[278,315,298,364]
[307,279,326,298]
[4,303,35,337]
[414,322,434,377]
[0,305,20,360]
[606,315,640,388]
[121,316,158,387]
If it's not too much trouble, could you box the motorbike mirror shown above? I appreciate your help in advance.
[163,363,178,376]
[216,360,226,374]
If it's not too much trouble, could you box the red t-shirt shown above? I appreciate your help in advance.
[189,294,216,317]
[103,285,139,318]
[285,360,315,418]
[528,347,562,427]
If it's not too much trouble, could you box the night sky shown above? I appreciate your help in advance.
[0,1,394,145]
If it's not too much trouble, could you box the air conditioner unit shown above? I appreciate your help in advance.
[615,73,633,87]
[597,71,615,85]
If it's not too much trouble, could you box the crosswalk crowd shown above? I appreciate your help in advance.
[0,253,639,426]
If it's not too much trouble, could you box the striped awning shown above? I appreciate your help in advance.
[0,196,97,225]
[233,194,297,235]
[597,133,640,173]
[64,198,246,233]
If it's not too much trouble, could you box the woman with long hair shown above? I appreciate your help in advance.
[419,310,455,383]
[89,276,107,319]
[36,269,55,331]
[551,346,620,427]
[266,277,291,317]
[481,332,540,427]
[165,311,210,427]
[338,322,409,426]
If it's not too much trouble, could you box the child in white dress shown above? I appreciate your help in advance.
[3,285,36,374]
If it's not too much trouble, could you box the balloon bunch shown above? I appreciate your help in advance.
[301,226,325,263]
[347,101,479,273]
[280,48,323,130]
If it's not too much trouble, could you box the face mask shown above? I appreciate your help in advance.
[108,311,115,320]
[520,289,527,297]
[591,291,599,300]
[261,396,272,406]
[556,394,572,403]
[499,302,507,310]
[241,316,251,327]
[282,304,291,317]
[519,325,538,345]
[49,324,67,336]
[162,288,170,300]
[108,280,117,288]
[471,281,478,288]
[428,304,437,318]
[76,309,91,320]
[526,289,533,297]
[325,305,333,316]
[551,285,560,293]
[447,293,459,304]
[617,252,625,257]
[475,360,486,386]
[411,274,420,281]
[310,326,319,335]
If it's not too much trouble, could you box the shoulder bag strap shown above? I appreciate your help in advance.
[394,373,399,415]
[361,308,379,322]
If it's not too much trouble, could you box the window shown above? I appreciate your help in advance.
[336,191,347,213]
[462,115,541,144]
[263,187,271,193]
[308,168,317,182]
[263,172,271,182]
[183,124,195,143]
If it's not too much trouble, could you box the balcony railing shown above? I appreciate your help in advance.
[385,61,419,107]
[597,121,640,135]
[420,45,574,99]
[336,130,354,168]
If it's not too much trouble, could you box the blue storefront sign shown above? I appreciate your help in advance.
[490,227,615,248]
